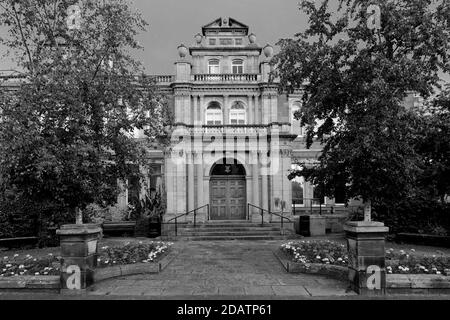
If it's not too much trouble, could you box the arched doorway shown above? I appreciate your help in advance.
[209,158,246,220]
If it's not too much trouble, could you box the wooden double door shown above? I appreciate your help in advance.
[210,176,246,220]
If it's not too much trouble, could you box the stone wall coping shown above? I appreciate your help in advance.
[93,248,179,283]
[387,274,450,290]
[0,275,60,290]
[273,249,348,282]
[56,224,102,235]
[343,221,389,233]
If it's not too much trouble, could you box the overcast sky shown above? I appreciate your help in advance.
[132,0,308,74]
[0,0,448,84]
[0,0,308,74]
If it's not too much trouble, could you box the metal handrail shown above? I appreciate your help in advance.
[247,203,292,232]
[292,198,364,216]
[166,204,210,236]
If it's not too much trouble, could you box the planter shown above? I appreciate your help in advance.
[274,249,348,282]
[0,275,60,293]
[387,274,450,294]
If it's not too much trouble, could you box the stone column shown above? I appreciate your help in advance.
[223,94,229,125]
[252,152,260,218]
[262,94,270,124]
[165,153,176,218]
[261,167,269,214]
[187,152,195,214]
[344,221,389,295]
[200,95,205,125]
[196,152,204,220]
[248,95,254,124]
[57,224,101,293]
[270,94,278,123]
[253,96,259,124]
[175,156,187,216]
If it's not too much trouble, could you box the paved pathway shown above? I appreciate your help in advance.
[88,241,356,298]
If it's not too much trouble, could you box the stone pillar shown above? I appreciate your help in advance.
[252,153,260,218]
[254,96,259,124]
[57,224,101,294]
[175,157,187,216]
[200,95,205,125]
[262,94,270,124]
[248,95,253,124]
[261,168,269,213]
[196,153,204,219]
[184,94,191,125]
[270,94,278,123]
[344,221,389,295]
[187,153,195,213]
[165,153,176,218]
[223,94,229,125]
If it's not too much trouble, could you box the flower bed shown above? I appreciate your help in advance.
[1,241,173,277]
[0,253,60,277]
[96,241,173,268]
[280,240,349,266]
[281,240,450,276]
[385,247,450,275]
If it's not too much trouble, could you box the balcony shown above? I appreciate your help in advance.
[183,124,292,136]
[192,73,260,83]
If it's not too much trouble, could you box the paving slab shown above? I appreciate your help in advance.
[89,240,354,297]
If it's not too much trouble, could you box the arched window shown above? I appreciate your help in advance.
[208,59,220,74]
[205,101,222,125]
[291,102,303,136]
[229,101,246,125]
[232,59,244,74]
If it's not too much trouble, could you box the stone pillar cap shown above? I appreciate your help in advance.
[344,221,389,233]
[56,224,102,235]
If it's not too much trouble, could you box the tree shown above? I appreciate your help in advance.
[275,0,450,211]
[414,86,450,202]
[0,0,171,228]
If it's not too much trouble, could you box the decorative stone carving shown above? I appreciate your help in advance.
[194,33,203,45]
[263,44,274,58]
[177,44,188,58]
[248,33,256,44]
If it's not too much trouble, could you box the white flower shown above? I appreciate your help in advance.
[19,265,25,269]
[410,249,415,252]
[5,264,12,268]
[436,271,441,275]
[3,256,8,260]
[13,254,19,257]
[35,272,39,275]
[48,253,53,256]
[43,272,48,275]
[316,255,321,259]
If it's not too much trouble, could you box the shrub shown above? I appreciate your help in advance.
[374,198,450,236]
[281,240,348,266]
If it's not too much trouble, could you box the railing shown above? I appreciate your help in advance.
[193,74,260,82]
[150,75,175,83]
[166,204,210,236]
[292,198,365,216]
[184,124,293,136]
[248,203,292,233]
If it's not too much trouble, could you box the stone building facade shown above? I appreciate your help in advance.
[126,17,364,225]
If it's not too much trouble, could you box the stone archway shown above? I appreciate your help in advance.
[209,158,247,220]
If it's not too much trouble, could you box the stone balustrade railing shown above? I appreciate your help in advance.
[192,74,260,82]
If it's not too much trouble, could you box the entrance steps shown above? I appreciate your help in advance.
[165,220,302,241]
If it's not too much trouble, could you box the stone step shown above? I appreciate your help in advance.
[177,231,285,237]
[174,235,294,241]
[179,227,283,232]
[181,223,284,228]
